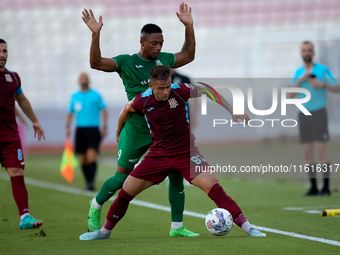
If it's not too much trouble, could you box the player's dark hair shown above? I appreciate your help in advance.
[150,66,170,81]
[0,39,7,44]
[141,24,162,34]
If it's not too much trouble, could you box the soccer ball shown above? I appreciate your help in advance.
[205,208,233,236]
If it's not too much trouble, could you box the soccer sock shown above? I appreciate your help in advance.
[322,163,330,191]
[307,164,317,190]
[208,183,247,229]
[92,197,102,209]
[96,172,129,205]
[88,162,97,185]
[10,176,29,217]
[103,188,134,232]
[82,164,90,182]
[171,222,183,230]
[168,171,185,223]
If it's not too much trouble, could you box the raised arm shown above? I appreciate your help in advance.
[194,83,250,125]
[16,93,45,141]
[82,9,116,72]
[116,102,136,143]
[173,3,195,68]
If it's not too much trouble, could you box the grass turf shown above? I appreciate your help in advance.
[1,140,339,255]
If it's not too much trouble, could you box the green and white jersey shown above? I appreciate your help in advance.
[112,52,176,133]
[112,52,176,101]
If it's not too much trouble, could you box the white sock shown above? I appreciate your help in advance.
[101,227,112,237]
[20,213,30,220]
[92,198,103,209]
[241,222,252,233]
[171,222,183,230]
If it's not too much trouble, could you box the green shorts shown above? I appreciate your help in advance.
[117,113,152,169]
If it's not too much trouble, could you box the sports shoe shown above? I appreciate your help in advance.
[247,227,266,237]
[304,188,319,196]
[169,226,199,237]
[88,198,101,231]
[79,230,110,241]
[19,215,43,229]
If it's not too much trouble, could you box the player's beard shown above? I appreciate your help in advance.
[81,83,89,91]
[0,59,6,68]
[303,56,312,64]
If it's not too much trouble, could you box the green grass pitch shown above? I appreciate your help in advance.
[1,141,340,255]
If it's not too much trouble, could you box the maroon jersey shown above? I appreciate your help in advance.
[131,83,198,155]
[0,68,22,136]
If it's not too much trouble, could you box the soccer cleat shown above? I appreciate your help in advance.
[19,215,43,229]
[88,198,101,231]
[79,230,110,241]
[247,228,266,237]
[169,226,200,237]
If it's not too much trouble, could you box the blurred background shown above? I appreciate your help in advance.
[1,0,340,150]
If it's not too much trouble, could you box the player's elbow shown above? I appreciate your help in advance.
[188,54,195,63]
[90,60,100,70]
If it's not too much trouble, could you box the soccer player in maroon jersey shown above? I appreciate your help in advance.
[79,66,266,240]
[0,39,45,229]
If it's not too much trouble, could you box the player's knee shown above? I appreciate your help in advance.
[7,167,24,177]
[195,177,218,194]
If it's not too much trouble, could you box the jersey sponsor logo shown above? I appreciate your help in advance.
[147,107,154,112]
[5,74,13,82]
[168,98,178,108]
[21,162,25,165]
[141,79,150,85]
[155,60,163,66]
[135,65,143,68]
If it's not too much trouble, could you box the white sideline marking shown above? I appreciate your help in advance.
[283,206,340,211]
[1,175,340,246]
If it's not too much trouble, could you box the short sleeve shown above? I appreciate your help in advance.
[130,93,143,112]
[178,83,198,100]
[15,86,22,96]
[13,72,22,96]
[323,67,337,85]
[111,54,127,73]
[98,93,106,110]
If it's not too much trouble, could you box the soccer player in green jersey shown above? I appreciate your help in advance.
[82,2,197,237]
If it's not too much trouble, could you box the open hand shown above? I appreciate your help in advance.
[176,2,193,27]
[82,9,103,34]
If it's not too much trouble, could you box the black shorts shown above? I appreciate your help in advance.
[298,108,329,144]
[75,127,101,153]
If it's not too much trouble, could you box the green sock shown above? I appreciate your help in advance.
[168,172,185,222]
[95,172,129,205]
